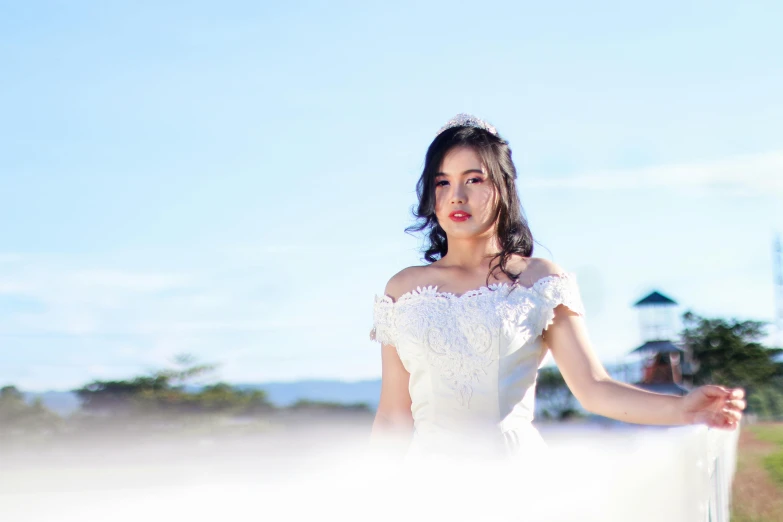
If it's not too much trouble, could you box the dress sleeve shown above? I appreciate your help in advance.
[534,272,586,334]
[369,295,397,346]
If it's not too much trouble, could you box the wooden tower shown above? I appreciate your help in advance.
[629,290,692,395]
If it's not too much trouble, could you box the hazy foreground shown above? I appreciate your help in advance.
[0,418,737,522]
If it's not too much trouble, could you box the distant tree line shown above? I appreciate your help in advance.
[73,354,275,417]
[0,354,371,445]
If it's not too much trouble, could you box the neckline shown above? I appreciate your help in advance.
[379,272,573,304]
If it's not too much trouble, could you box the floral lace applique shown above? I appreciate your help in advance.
[424,301,497,407]
[533,272,586,335]
[370,273,585,407]
[370,293,398,346]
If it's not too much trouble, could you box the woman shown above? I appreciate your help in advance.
[369,114,746,462]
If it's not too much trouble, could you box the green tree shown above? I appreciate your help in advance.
[191,383,273,414]
[681,311,783,418]
[74,354,273,417]
[681,311,782,387]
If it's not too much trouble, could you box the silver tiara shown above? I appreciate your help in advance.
[436,113,498,137]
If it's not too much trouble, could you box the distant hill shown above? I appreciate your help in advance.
[235,379,381,408]
[23,379,383,416]
[22,390,83,416]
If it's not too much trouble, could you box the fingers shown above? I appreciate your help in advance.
[704,386,745,399]
[711,402,744,430]
[708,413,739,430]
[720,418,739,430]
[721,393,745,430]
[726,399,746,410]
[702,385,729,397]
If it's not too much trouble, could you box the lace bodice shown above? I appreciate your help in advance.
[371,272,585,459]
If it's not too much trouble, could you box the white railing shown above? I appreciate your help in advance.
[705,426,740,522]
[537,423,741,522]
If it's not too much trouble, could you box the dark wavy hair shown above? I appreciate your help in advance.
[405,125,535,285]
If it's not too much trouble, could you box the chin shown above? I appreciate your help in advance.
[444,227,493,240]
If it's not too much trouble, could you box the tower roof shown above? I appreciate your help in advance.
[629,340,684,356]
[633,291,678,307]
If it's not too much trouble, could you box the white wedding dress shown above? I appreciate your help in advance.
[371,271,586,463]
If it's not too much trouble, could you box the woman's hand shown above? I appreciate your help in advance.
[681,385,746,429]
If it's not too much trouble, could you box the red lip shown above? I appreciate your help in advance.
[449,210,471,222]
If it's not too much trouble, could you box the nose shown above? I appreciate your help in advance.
[449,183,466,205]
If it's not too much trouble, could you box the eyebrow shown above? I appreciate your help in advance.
[435,169,485,177]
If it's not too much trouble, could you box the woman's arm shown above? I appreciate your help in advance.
[370,344,414,453]
[544,304,745,428]
[371,344,414,434]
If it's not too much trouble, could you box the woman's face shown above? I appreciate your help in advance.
[433,146,498,241]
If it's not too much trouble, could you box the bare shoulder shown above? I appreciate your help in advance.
[383,265,432,301]
[529,257,566,277]
[508,256,566,285]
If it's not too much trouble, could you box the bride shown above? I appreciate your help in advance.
[369,114,746,463]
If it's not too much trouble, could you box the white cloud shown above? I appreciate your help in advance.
[66,269,192,293]
[525,150,783,195]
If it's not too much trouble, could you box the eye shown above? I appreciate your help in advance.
[435,177,484,187]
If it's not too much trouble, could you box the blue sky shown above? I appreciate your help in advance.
[1,1,782,391]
